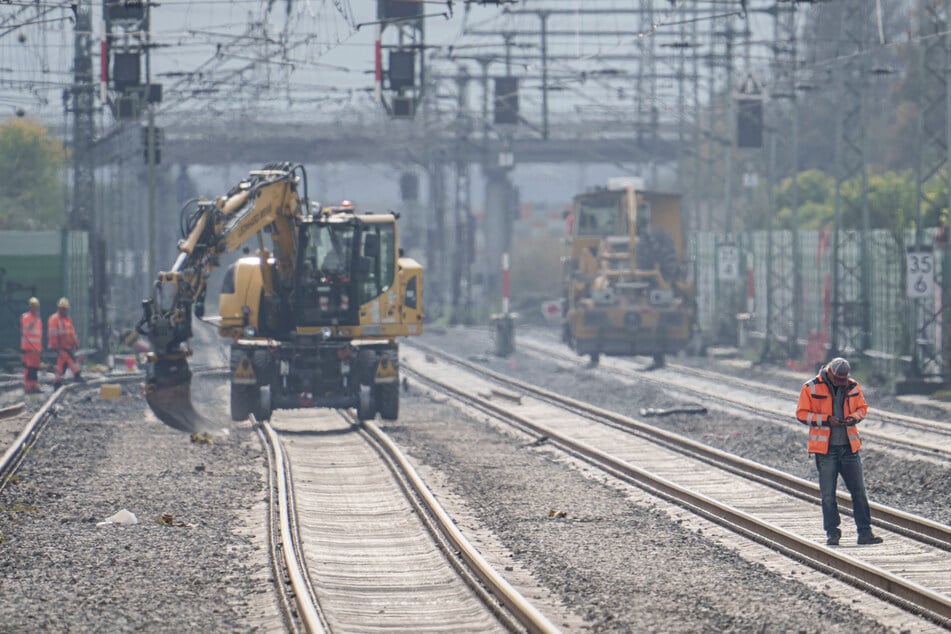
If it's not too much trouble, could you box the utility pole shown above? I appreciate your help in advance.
[642,0,657,184]
[145,2,157,282]
[723,21,736,235]
[539,11,549,140]
[71,0,98,349]
[451,68,472,325]
[945,0,951,384]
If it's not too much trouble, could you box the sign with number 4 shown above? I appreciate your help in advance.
[906,248,935,299]
[718,245,739,282]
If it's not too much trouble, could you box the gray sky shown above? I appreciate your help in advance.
[2,1,772,131]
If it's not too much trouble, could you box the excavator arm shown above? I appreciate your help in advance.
[137,163,307,432]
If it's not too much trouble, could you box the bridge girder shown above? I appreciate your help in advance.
[161,135,679,166]
[93,119,681,167]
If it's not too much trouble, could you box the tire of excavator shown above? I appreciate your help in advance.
[231,383,259,421]
[375,380,399,421]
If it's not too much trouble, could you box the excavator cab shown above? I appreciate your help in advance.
[296,221,358,325]
[292,218,394,327]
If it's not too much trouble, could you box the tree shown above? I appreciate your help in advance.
[0,117,66,230]
[774,167,946,236]
[774,169,834,229]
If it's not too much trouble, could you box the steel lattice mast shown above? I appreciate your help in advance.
[829,0,872,360]
[907,0,951,385]
[761,2,801,363]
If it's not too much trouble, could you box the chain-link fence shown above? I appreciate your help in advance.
[693,227,949,386]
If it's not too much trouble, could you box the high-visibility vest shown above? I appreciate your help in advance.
[796,373,867,455]
[20,312,42,353]
[48,313,78,351]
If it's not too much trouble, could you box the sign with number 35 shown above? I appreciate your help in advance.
[906,248,935,299]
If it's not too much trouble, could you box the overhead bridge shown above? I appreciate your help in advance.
[94,119,681,166]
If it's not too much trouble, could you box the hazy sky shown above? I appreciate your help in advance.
[2,1,772,130]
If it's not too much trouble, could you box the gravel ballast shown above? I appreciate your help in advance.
[1,324,947,632]
[0,375,279,632]
[386,396,890,633]
[379,326,951,632]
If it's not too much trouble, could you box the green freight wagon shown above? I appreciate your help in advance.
[0,230,89,372]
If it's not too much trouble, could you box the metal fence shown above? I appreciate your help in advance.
[694,228,949,386]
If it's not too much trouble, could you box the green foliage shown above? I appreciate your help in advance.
[921,167,949,228]
[774,169,834,229]
[773,168,948,235]
[864,171,915,241]
[0,117,66,230]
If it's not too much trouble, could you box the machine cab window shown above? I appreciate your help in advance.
[302,224,354,279]
[576,200,624,237]
[356,223,396,305]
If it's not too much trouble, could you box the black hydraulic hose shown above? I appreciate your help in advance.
[290,163,309,206]
[179,198,202,238]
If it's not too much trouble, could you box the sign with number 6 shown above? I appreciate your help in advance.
[906,248,935,299]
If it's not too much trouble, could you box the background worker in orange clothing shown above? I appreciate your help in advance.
[47,297,83,389]
[796,357,883,546]
[20,297,43,393]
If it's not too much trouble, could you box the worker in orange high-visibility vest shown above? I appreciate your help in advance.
[20,297,43,393]
[796,357,882,547]
[47,297,83,389]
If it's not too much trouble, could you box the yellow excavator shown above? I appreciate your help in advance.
[136,162,423,432]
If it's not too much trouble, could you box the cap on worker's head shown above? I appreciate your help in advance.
[57,297,69,309]
[28,297,40,308]
[826,357,851,379]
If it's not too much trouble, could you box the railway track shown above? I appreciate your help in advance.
[0,374,145,497]
[515,332,951,459]
[258,407,560,633]
[404,341,951,628]
[0,365,231,496]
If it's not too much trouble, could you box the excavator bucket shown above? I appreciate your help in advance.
[145,358,210,433]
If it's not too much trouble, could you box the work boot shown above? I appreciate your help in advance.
[73,373,85,383]
[826,529,841,546]
[53,381,63,390]
[857,531,883,545]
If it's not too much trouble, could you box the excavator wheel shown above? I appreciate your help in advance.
[375,382,399,421]
[255,385,272,421]
[230,383,260,422]
[356,385,376,422]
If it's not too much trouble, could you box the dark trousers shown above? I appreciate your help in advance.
[815,444,873,536]
[21,350,40,392]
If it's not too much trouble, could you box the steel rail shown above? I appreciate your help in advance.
[254,424,304,634]
[349,412,561,634]
[516,336,951,456]
[257,417,326,634]
[657,355,951,438]
[0,386,62,492]
[0,379,22,393]
[0,402,25,419]
[411,341,951,550]
[404,345,951,628]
